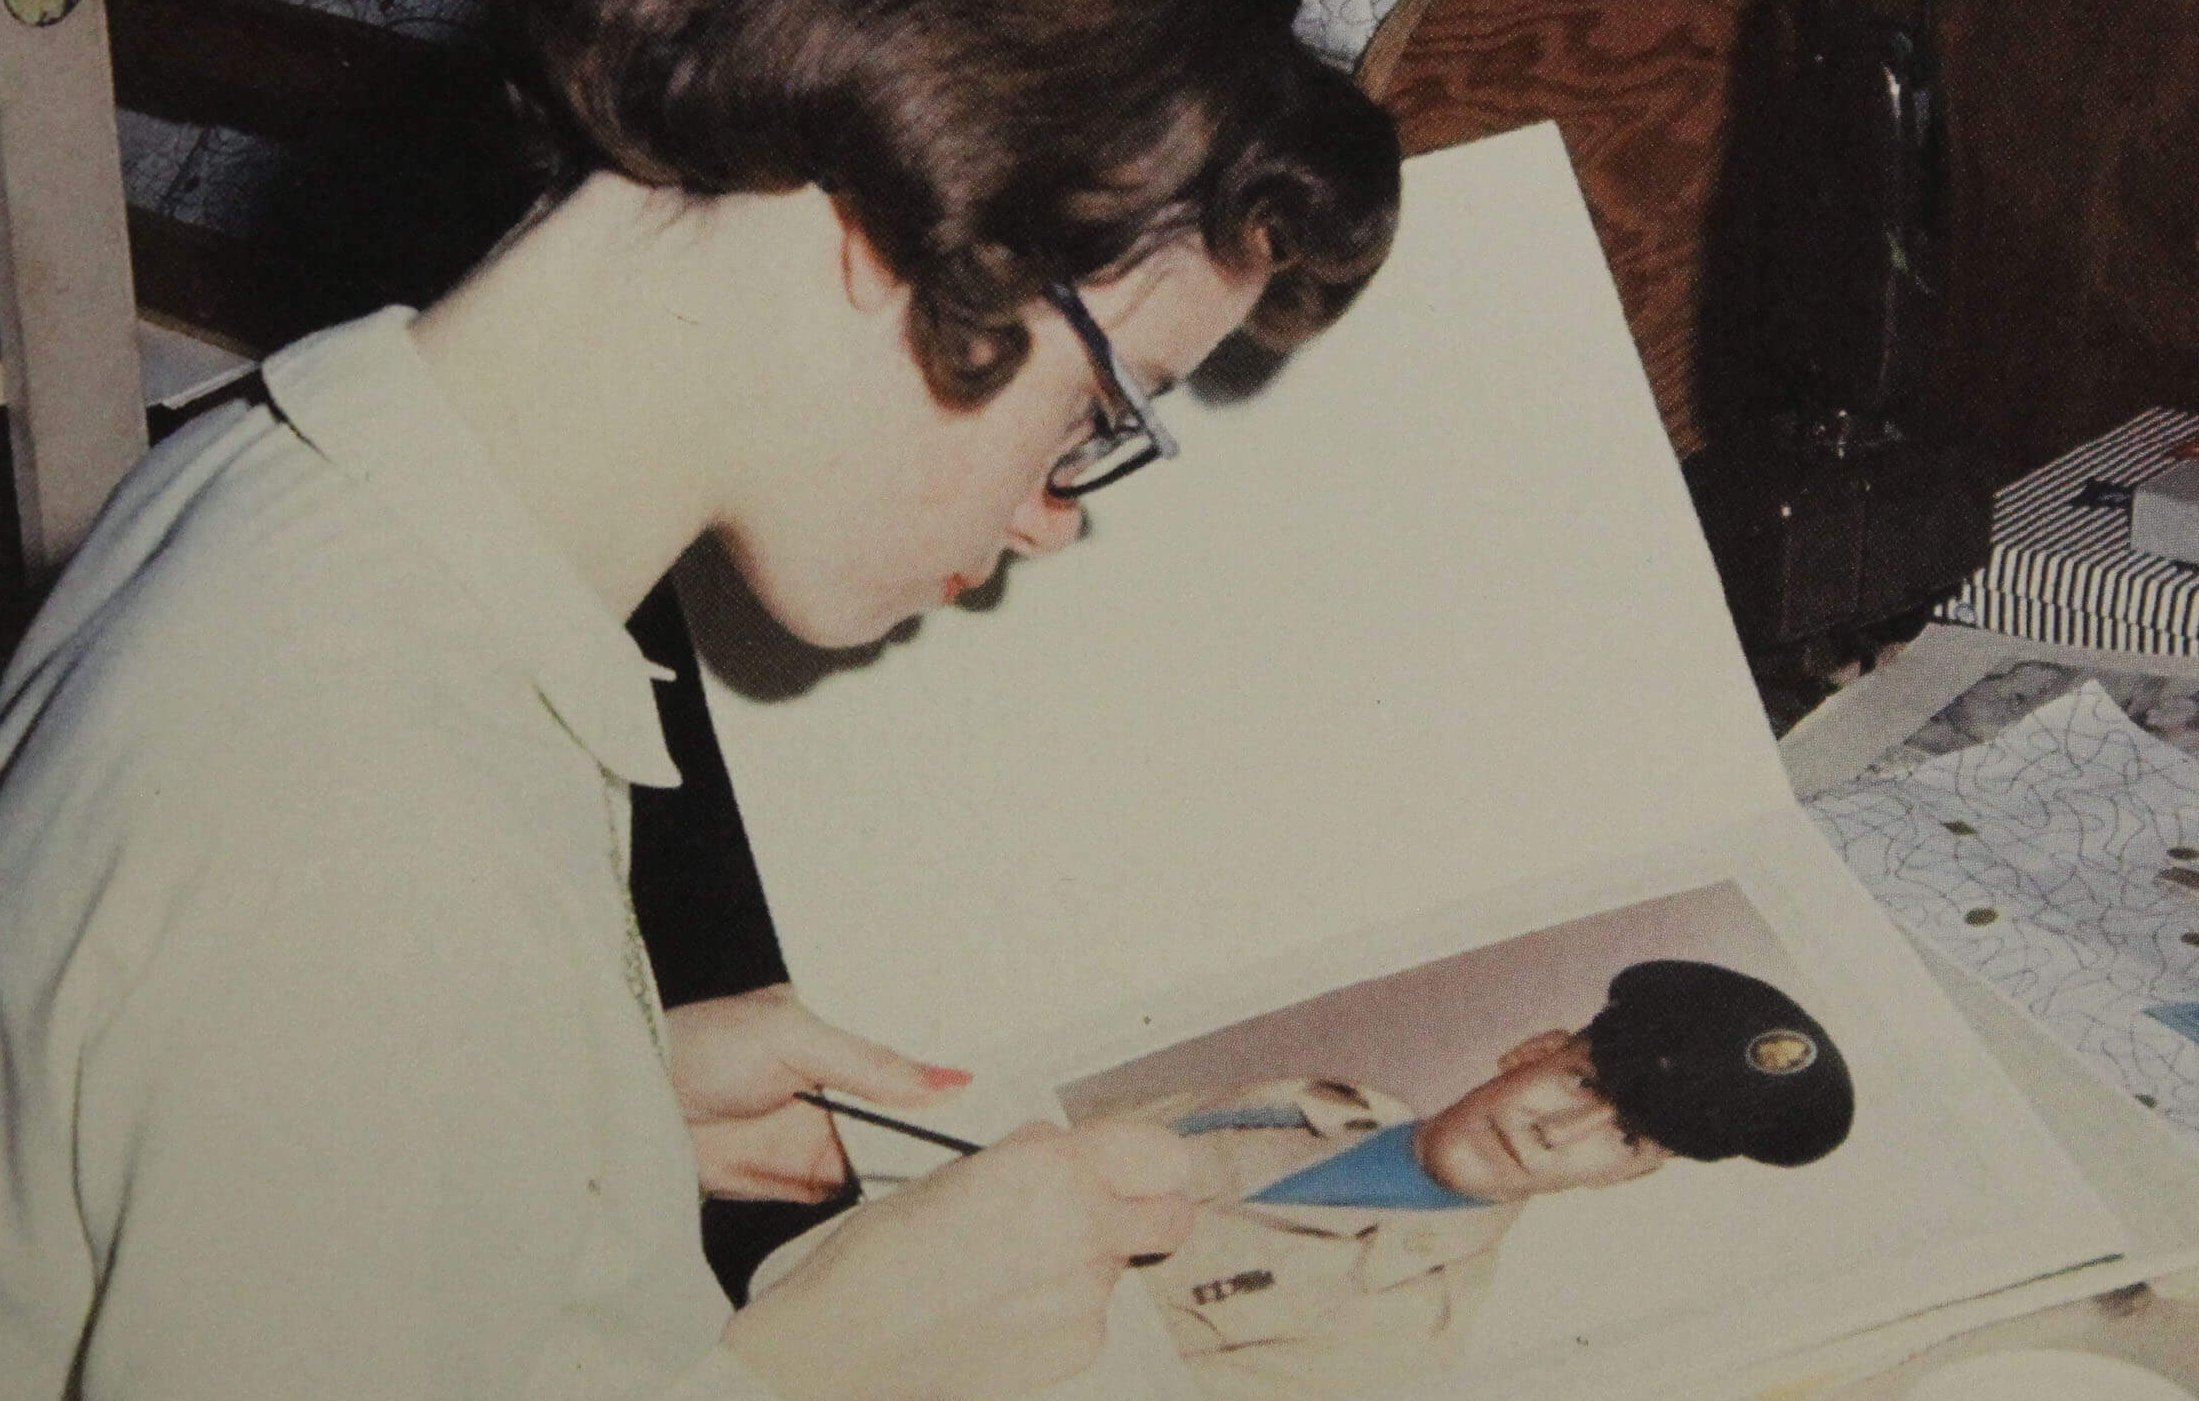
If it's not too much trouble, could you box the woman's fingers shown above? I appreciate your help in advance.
[1104,1190,1197,1263]
[689,1099,848,1202]
[1068,1124,1197,1262]
[982,1120,1197,1261]
[770,999,971,1108]
[1064,1118,1195,1201]
[667,984,969,1118]
[726,1116,1205,1401]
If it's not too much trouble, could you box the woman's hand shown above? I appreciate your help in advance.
[724,1120,1197,1401]
[664,984,968,1202]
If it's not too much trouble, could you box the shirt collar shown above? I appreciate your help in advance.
[261,307,682,790]
[1247,1122,1493,1210]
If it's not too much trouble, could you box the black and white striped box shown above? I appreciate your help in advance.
[1936,408,2199,653]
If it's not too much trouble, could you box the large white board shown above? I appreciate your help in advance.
[690,124,1792,1060]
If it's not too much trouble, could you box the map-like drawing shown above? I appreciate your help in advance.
[1862,659,2199,781]
[1808,682,2199,1142]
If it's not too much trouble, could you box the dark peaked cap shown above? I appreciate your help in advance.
[1584,959,1855,1167]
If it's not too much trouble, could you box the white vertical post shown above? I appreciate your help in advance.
[0,0,146,584]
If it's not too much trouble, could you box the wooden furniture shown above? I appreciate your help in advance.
[1363,0,1747,461]
[1358,0,2199,713]
[0,0,519,629]
[1359,0,2199,473]
[0,0,144,585]
[10,0,2195,662]
[106,0,520,355]
[1930,0,2199,470]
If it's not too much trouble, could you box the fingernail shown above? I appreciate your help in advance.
[919,1064,974,1091]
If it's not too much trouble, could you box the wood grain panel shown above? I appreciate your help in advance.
[1368,0,2199,477]
[1365,0,1747,458]
[1930,0,2199,471]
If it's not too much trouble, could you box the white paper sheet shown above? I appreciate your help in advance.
[690,123,1792,1064]
[1768,629,2199,1396]
[999,814,2124,1401]
[1808,682,2199,1141]
[693,125,2123,1400]
[1784,624,2199,800]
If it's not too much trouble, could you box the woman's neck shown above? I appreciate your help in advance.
[408,176,852,621]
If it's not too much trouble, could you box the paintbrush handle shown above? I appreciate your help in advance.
[794,1090,987,1156]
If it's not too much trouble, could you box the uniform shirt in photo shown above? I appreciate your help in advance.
[0,309,782,1401]
[1133,1078,1522,1401]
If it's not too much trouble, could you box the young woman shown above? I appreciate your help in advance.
[0,2,1399,1398]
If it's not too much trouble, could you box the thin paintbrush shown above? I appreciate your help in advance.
[794,1089,1171,1266]
[793,1089,986,1155]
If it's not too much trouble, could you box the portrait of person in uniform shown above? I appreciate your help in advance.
[1053,883,1866,1401]
[1116,959,1853,1401]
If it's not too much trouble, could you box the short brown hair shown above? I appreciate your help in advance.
[508,0,1401,406]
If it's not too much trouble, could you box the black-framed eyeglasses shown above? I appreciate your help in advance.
[1040,282,1179,499]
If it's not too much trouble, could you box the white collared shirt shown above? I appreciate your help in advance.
[0,309,777,1401]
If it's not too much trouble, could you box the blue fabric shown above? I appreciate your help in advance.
[1247,1122,1493,1210]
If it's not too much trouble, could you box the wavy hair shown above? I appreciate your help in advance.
[506,0,1401,406]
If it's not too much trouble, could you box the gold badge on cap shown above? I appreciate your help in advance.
[1747,1029,1818,1075]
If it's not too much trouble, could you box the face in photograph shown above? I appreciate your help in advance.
[1077,937,1855,1401]
[1415,1031,1671,1202]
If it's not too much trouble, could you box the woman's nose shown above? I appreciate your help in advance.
[1006,484,1086,557]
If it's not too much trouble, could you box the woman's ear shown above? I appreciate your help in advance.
[834,198,903,315]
